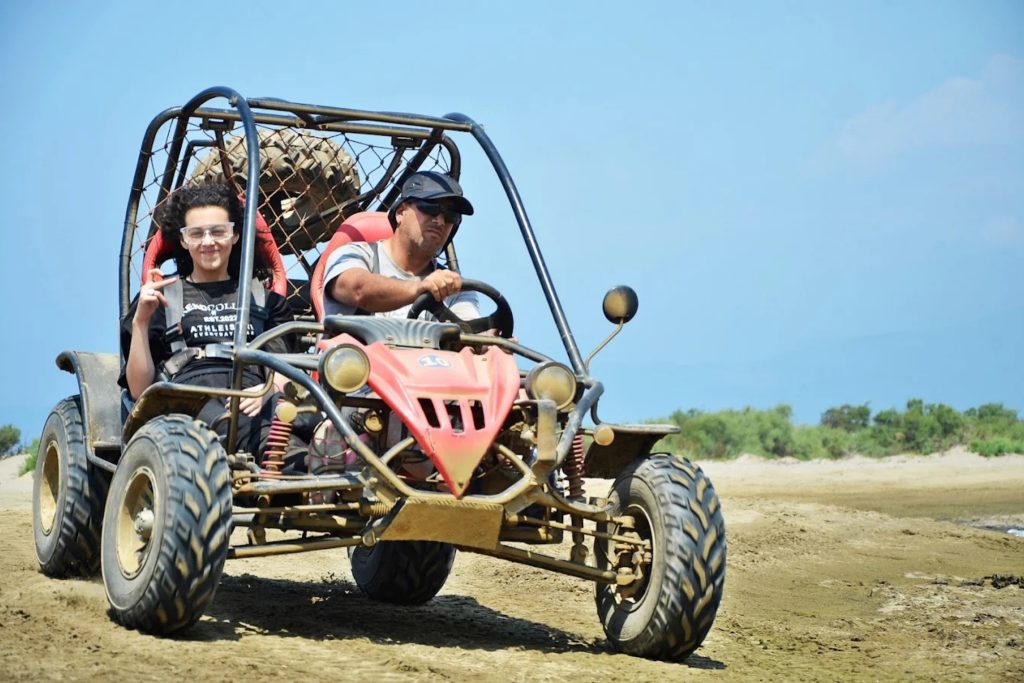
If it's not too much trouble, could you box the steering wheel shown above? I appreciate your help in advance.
[407,278,514,338]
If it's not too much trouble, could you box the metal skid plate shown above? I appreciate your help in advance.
[376,497,504,550]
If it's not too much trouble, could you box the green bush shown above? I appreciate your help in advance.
[790,426,825,460]
[969,437,1024,457]
[964,403,1024,441]
[819,426,854,458]
[0,424,20,455]
[821,404,870,432]
[847,429,890,457]
[658,405,800,459]
[18,438,39,477]
[655,400,1022,460]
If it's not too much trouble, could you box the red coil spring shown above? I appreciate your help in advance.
[262,398,292,476]
[564,433,586,500]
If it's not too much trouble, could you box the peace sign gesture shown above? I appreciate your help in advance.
[133,269,179,326]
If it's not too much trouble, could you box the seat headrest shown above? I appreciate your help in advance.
[310,212,392,320]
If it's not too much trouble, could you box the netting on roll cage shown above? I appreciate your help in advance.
[127,108,456,317]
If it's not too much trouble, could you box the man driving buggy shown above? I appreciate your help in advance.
[323,171,480,320]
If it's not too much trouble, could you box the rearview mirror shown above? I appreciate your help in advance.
[602,286,638,324]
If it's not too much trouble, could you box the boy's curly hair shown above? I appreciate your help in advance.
[155,183,267,279]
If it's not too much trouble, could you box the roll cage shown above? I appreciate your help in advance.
[120,87,585,366]
[118,86,607,462]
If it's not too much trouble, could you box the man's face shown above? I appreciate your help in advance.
[395,198,459,255]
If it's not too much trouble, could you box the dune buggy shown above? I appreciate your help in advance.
[32,87,726,661]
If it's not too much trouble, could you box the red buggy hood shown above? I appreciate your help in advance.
[362,343,520,497]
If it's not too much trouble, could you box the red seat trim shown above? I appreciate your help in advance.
[310,212,392,320]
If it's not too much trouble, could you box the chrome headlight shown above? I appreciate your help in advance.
[525,361,578,410]
[320,344,370,393]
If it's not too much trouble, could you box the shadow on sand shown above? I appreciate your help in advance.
[183,572,724,670]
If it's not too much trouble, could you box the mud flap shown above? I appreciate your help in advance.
[584,424,680,478]
[56,351,121,456]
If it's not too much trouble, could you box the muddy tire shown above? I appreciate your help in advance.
[189,129,360,252]
[595,454,726,661]
[351,541,456,604]
[101,415,231,634]
[33,396,110,577]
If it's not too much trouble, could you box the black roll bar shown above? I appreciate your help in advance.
[120,106,180,319]
[174,87,261,450]
[444,113,587,377]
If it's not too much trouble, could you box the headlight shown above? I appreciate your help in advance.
[320,344,370,393]
[525,361,578,410]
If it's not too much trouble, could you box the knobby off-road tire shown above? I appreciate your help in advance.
[33,396,110,577]
[351,541,456,604]
[101,415,232,634]
[189,129,360,252]
[595,454,726,661]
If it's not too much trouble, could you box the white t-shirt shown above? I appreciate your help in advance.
[322,241,480,320]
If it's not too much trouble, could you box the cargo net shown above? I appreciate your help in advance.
[129,116,454,315]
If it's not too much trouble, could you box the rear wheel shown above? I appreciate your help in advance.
[33,396,109,577]
[350,540,456,604]
[595,454,726,661]
[101,415,232,634]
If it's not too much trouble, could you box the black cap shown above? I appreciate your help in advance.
[388,171,474,227]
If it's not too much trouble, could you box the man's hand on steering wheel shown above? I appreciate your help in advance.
[407,278,515,338]
[419,270,463,302]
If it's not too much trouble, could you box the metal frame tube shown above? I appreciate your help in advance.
[120,106,181,318]
[444,113,587,377]
[468,543,618,584]
[246,98,475,131]
[227,536,361,559]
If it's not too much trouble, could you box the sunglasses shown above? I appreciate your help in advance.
[412,199,462,225]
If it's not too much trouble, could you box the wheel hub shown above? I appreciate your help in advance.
[611,509,653,602]
[116,468,158,578]
[38,442,61,534]
[133,508,155,540]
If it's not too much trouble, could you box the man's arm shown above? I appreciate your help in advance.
[331,268,464,312]
[331,269,420,313]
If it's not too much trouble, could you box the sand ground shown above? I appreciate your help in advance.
[1,448,1021,682]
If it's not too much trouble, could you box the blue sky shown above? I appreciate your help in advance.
[1,1,1021,441]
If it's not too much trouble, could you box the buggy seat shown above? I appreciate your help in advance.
[310,212,392,320]
[141,206,288,296]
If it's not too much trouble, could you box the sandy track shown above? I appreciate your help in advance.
[1,450,1021,681]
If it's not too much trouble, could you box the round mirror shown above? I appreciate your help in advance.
[602,285,639,324]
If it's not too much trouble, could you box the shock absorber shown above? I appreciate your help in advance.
[564,432,586,501]
[262,397,295,477]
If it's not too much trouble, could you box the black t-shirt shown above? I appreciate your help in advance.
[118,279,294,390]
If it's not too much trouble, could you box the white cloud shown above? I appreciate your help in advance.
[834,54,1024,164]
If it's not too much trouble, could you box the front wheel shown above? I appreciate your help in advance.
[350,540,456,604]
[33,396,109,577]
[101,415,232,634]
[595,454,726,661]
